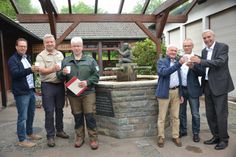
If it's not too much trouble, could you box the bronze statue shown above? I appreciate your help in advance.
[117,43,132,63]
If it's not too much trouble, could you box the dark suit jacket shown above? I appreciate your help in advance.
[200,42,234,96]
[186,65,205,98]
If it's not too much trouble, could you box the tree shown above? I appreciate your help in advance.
[61,1,105,14]
[132,38,166,75]
[0,0,16,19]
[133,0,165,14]
[15,0,39,14]
[0,0,39,19]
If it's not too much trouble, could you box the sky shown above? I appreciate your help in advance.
[32,0,141,14]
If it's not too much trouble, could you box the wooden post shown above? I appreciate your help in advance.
[98,42,103,75]
[0,31,7,107]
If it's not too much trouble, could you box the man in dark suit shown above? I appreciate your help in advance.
[191,29,234,150]
[179,39,205,142]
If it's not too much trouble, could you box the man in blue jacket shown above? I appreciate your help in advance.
[156,44,185,148]
[8,38,42,148]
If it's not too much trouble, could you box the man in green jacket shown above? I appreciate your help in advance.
[57,37,99,150]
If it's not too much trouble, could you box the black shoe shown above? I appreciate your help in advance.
[193,134,200,142]
[215,141,228,150]
[47,138,55,147]
[56,131,69,139]
[179,133,187,138]
[204,137,219,145]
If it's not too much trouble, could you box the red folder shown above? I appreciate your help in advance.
[65,77,87,96]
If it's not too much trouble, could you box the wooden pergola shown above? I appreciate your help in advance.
[1,0,201,107]
[10,0,198,58]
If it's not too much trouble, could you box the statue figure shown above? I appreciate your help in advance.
[117,43,132,63]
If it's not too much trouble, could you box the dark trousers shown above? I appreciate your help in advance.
[41,82,65,139]
[204,82,229,142]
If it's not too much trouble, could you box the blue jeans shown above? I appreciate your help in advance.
[14,90,36,142]
[179,88,200,135]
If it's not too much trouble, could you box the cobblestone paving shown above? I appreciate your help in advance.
[0,98,236,157]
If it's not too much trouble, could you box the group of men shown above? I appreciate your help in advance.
[8,35,99,149]
[8,29,234,151]
[156,29,234,150]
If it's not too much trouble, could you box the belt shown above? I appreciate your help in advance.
[182,86,187,89]
[169,86,179,90]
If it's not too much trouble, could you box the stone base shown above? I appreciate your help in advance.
[95,75,159,138]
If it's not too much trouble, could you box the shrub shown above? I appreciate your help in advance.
[132,39,166,75]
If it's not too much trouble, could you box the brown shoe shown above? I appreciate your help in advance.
[18,140,36,148]
[157,137,164,148]
[74,136,84,148]
[172,138,182,147]
[56,131,69,139]
[47,138,55,147]
[28,134,42,140]
[90,140,99,150]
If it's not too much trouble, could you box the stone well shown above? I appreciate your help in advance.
[95,75,158,138]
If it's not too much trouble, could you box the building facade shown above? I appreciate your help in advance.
[164,0,236,97]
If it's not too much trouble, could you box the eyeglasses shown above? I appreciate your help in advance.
[17,45,27,48]
[183,45,193,47]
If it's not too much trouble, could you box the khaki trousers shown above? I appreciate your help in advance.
[157,89,180,139]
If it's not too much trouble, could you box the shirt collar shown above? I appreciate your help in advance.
[45,49,58,55]
[206,41,216,51]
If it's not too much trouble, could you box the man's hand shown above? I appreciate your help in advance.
[186,62,194,69]
[31,65,39,73]
[179,56,187,65]
[190,56,201,64]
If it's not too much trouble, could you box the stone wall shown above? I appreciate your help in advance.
[95,76,158,138]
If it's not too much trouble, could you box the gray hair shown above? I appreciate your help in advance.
[71,37,83,45]
[43,34,55,41]
[167,44,178,50]
[202,29,215,36]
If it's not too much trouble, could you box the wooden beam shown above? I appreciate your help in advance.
[48,0,58,16]
[0,31,7,107]
[39,0,47,14]
[45,0,57,38]
[9,0,19,14]
[135,21,158,45]
[98,42,103,75]
[182,0,197,15]
[68,0,72,14]
[94,0,98,14]
[118,0,125,14]
[17,14,187,23]
[56,21,80,46]
[156,12,169,38]
[141,0,151,14]
[155,11,169,58]
[153,0,188,15]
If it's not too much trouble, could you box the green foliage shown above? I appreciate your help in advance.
[0,0,16,19]
[15,0,39,13]
[132,39,157,75]
[133,0,165,14]
[132,39,166,75]
[61,1,105,14]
